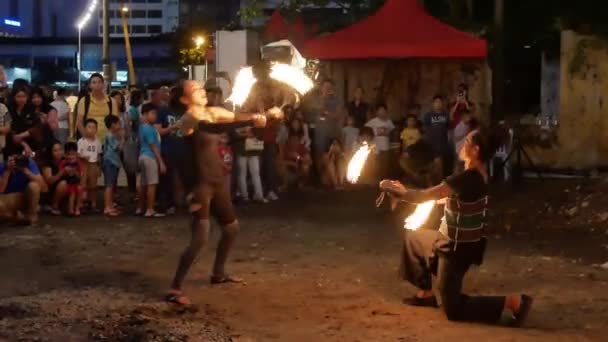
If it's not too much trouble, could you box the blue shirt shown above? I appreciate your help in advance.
[139,123,160,160]
[104,133,122,167]
[422,111,450,153]
[0,158,40,194]
[155,105,180,155]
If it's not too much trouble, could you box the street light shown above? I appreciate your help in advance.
[194,36,205,49]
[76,0,99,91]
[191,35,208,81]
[120,5,137,86]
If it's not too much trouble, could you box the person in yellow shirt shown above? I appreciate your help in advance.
[400,114,422,151]
[74,73,119,140]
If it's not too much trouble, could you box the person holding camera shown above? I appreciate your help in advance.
[0,154,47,225]
[449,84,473,129]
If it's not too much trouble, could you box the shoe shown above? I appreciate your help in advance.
[266,191,279,201]
[253,197,268,204]
[166,207,176,215]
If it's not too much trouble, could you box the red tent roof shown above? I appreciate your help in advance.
[303,0,487,59]
[265,10,289,41]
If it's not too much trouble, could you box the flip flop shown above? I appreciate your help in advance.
[165,290,192,306]
[50,209,62,216]
[510,294,533,327]
[144,211,166,218]
[104,210,120,217]
[402,295,438,308]
[210,275,245,285]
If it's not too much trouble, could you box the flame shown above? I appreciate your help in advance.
[226,67,257,107]
[404,201,436,231]
[270,63,314,95]
[347,143,371,183]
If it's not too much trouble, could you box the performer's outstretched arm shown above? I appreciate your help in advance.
[207,106,283,123]
[379,180,452,204]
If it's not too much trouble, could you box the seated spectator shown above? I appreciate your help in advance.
[60,142,84,216]
[399,139,443,188]
[400,114,422,152]
[283,134,312,189]
[5,87,36,158]
[320,139,346,190]
[41,142,69,215]
[30,87,58,158]
[0,153,47,225]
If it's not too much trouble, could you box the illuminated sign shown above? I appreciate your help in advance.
[3,19,21,27]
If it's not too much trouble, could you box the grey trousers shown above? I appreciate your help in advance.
[401,229,506,322]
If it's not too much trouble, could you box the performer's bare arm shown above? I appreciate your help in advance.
[207,106,283,124]
[379,180,452,204]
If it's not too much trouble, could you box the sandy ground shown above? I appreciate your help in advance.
[1,180,608,341]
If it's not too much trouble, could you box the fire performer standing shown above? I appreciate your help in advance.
[379,130,533,326]
[166,80,282,305]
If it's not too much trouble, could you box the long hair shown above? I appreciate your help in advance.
[129,89,143,107]
[110,90,126,113]
[7,86,31,114]
[169,80,188,115]
[30,87,51,111]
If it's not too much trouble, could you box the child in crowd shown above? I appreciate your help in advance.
[137,103,166,217]
[400,114,422,152]
[320,139,346,190]
[60,142,84,216]
[78,118,102,213]
[103,115,124,217]
[342,115,360,156]
[218,132,234,195]
[365,104,395,180]
[283,134,312,189]
[453,110,478,172]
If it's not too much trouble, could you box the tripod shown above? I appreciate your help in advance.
[499,129,542,184]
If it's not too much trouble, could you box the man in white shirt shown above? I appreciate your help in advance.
[365,104,395,180]
[51,88,70,146]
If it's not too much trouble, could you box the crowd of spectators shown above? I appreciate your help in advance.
[0,63,478,226]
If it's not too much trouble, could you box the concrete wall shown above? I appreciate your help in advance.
[529,31,608,169]
[321,59,491,121]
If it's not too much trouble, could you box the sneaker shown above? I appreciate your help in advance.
[266,191,279,201]
[253,197,269,204]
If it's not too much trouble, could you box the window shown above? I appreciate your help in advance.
[131,25,146,34]
[148,0,162,3]
[131,0,147,3]
[148,10,162,18]
[148,25,162,34]
[131,10,146,18]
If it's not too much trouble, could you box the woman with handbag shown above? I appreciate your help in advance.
[233,126,267,203]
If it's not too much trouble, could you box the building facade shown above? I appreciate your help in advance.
[99,0,179,37]
[0,0,88,37]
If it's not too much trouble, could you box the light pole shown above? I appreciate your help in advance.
[121,5,137,86]
[102,0,111,90]
[76,0,98,92]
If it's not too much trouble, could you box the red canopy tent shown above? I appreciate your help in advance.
[265,10,290,42]
[304,0,487,59]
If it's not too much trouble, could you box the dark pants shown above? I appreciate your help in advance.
[261,142,279,194]
[158,152,175,210]
[401,229,505,323]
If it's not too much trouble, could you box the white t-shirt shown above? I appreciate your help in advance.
[51,99,70,129]
[365,117,395,152]
[78,137,102,163]
[0,103,8,150]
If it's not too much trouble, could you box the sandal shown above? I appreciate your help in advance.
[104,209,120,217]
[144,211,166,218]
[510,294,533,327]
[165,290,192,305]
[402,295,438,308]
[210,275,245,285]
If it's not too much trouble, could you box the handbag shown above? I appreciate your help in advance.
[245,138,264,152]
[122,137,139,175]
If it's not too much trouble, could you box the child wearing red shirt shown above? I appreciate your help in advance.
[218,133,234,193]
[60,142,84,216]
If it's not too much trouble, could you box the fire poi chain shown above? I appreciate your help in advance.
[347,146,435,231]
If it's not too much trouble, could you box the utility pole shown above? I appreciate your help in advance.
[102,0,112,90]
[493,0,506,121]
[121,5,137,86]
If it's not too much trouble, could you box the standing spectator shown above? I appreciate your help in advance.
[103,115,124,217]
[78,119,102,213]
[41,142,69,215]
[5,87,36,158]
[311,79,343,170]
[400,114,422,151]
[261,117,281,201]
[365,104,395,180]
[60,142,84,216]
[422,95,450,177]
[234,125,267,203]
[152,88,179,214]
[0,100,8,159]
[137,103,166,217]
[75,73,119,140]
[122,89,142,194]
[0,154,47,225]
[51,88,70,146]
[0,65,7,104]
[110,90,127,120]
[449,84,473,129]
[347,86,370,129]
[453,110,478,173]
[342,115,360,156]
[30,87,57,158]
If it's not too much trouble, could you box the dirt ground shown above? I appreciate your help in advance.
[1,179,608,341]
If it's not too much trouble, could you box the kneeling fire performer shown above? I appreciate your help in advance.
[379,130,533,326]
[166,80,282,305]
